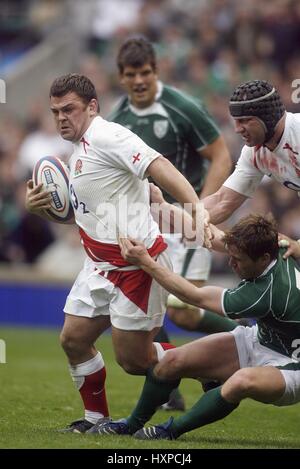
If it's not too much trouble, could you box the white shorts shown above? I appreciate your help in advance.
[231,325,300,406]
[63,252,171,331]
[166,234,211,281]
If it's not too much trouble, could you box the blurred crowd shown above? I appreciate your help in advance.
[0,0,300,279]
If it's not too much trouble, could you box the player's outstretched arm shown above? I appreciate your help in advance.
[150,183,223,251]
[149,175,212,247]
[147,156,199,206]
[202,185,247,225]
[119,237,224,314]
[150,182,195,236]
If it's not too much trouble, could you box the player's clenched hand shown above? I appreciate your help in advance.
[278,233,300,259]
[191,205,213,249]
[119,237,151,266]
[203,208,213,249]
[25,179,52,214]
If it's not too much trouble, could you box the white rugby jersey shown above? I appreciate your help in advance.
[224,112,300,197]
[68,116,161,250]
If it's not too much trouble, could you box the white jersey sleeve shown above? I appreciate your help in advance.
[93,122,160,179]
[223,145,264,197]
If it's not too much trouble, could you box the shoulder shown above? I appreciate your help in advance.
[285,112,300,143]
[236,145,256,166]
[161,84,204,114]
[89,117,134,145]
[161,84,219,132]
[286,111,300,125]
[239,144,254,158]
[230,273,274,302]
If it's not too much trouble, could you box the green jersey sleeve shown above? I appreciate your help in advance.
[185,102,220,150]
[162,86,220,150]
[222,276,273,319]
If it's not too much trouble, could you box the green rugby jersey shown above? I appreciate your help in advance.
[223,248,300,359]
[108,81,220,202]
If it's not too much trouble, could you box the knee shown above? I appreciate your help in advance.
[116,355,149,375]
[167,307,200,332]
[60,330,85,357]
[228,368,257,398]
[155,349,185,380]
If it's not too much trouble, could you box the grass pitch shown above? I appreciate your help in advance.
[0,327,299,449]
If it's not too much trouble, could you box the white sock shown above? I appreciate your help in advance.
[153,342,166,361]
[68,352,107,423]
[69,352,105,390]
[84,410,104,425]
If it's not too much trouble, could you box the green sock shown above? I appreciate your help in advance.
[196,310,237,333]
[152,328,184,403]
[127,368,180,433]
[169,387,182,401]
[170,386,239,438]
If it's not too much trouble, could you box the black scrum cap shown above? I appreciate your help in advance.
[229,80,285,142]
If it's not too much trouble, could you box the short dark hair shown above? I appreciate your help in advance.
[223,214,279,261]
[117,37,157,74]
[50,74,99,110]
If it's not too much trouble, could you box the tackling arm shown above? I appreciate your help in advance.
[119,237,225,314]
[150,183,211,248]
[202,185,247,225]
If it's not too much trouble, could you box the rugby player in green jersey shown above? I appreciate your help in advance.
[109,37,235,368]
[93,213,300,439]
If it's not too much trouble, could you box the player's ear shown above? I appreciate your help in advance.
[89,99,98,115]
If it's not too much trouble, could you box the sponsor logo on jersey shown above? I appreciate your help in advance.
[75,159,83,176]
[153,120,168,138]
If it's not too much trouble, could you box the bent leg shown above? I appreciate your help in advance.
[168,385,239,438]
[60,313,111,364]
[111,326,161,374]
[154,332,240,382]
[221,366,286,404]
[167,367,285,439]
[110,326,180,432]
[60,314,111,425]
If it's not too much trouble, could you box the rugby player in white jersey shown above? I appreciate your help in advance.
[202,79,300,227]
[25,73,202,433]
[110,37,234,342]
[110,37,234,411]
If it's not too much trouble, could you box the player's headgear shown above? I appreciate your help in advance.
[229,80,285,142]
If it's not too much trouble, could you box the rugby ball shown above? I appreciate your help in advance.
[33,156,74,222]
